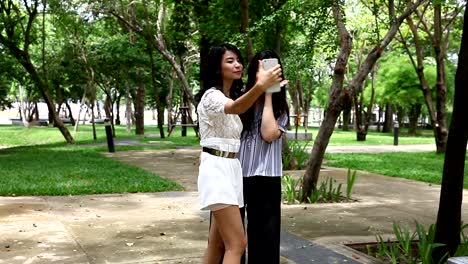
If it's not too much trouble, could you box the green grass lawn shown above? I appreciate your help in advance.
[0,124,133,147]
[0,146,182,196]
[324,152,468,188]
[298,127,435,146]
[0,124,198,148]
[0,124,189,196]
[0,125,190,196]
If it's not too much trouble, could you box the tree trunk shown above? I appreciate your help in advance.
[433,6,468,261]
[148,43,165,138]
[301,2,352,200]
[125,82,132,133]
[1,44,74,143]
[383,103,393,133]
[104,91,112,121]
[240,0,254,61]
[364,65,377,132]
[18,84,30,127]
[91,101,97,140]
[301,0,424,200]
[403,15,444,151]
[115,91,121,125]
[341,95,352,131]
[432,3,448,153]
[74,99,85,133]
[111,3,195,106]
[0,1,74,143]
[166,70,175,133]
[377,106,383,132]
[408,104,421,136]
[135,80,145,135]
[65,101,75,126]
[354,81,366,141]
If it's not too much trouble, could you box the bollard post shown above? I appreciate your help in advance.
[104,119,115,153]
[393,121,399,146]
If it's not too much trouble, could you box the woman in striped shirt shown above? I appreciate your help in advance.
[235,50,290,264]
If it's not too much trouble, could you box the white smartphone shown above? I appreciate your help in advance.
[262,58,281,93]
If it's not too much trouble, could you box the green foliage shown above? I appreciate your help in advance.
[346,168,358,201]
[454,223,468,256]
[308,177,343,203]
[281,171,358,204]
[373,54,433,109]
[394,223,417,262]
[372,222,449,264]
[166,1,191,57]
[282,140,310,169]
[282,175,301,204]
[416,223,446,264]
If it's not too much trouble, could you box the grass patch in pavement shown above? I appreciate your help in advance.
[324,152,468,188]
[0,146,183,196]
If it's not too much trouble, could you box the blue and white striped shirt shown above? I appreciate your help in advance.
[237,108,289,177]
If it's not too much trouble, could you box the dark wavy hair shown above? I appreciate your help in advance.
[234,49,290,136]
[195,43,245,104]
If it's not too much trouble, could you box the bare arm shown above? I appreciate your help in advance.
[260,93,282,142]
[224,62,282,114]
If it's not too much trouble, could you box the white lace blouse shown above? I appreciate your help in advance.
[197,88,243,153]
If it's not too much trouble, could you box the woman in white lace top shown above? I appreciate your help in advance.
[195,43,282,264]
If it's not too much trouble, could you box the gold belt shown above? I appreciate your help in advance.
[202,147,236,159]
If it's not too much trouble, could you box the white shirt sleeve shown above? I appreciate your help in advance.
[201,89,230,117]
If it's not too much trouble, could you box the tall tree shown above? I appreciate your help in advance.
[128,2,145,135]
[400,0,464,153]
[301,0,425,200]
[0,0,74,143]
[433,4,468,261]
[98,0,196,105]
[240,0,254,61]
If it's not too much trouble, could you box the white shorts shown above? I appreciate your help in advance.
[198,152,244,211]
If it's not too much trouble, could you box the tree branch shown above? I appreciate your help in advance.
[416,6,435,42]
[349,0,426,95]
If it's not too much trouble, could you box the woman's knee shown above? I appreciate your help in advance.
[226,236,247,255]
[208,238,225,252]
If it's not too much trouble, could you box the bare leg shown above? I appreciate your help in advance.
[204,205,246,264]
[203,213,224,263]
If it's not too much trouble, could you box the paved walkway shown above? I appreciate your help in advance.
[1,144,467,264]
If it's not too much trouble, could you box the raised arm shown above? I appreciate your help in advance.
[260,93,282,142]
[225,61,282,114]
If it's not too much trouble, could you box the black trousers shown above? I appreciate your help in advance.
[240,176,282,264]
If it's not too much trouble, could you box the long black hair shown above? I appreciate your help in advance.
[235,49,290,135]
[194,43,245,105]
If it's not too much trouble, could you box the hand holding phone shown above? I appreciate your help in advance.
[262,58,281,93]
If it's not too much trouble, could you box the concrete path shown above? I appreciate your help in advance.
[324,144,436,153]
[1,144,467,264]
